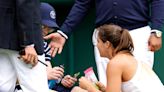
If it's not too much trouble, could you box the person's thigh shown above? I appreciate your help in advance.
[0,49,17,92]
[129,26,154,68]
[10,51,49,92]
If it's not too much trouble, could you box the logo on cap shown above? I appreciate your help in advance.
[50,11,56,19]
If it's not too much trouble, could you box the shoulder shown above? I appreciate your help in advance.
[108,54,127,67]
[107,58,123,75]
[107,54,131,73]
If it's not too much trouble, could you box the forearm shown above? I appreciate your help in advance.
[60,0,92,36]
[150,0,164,31]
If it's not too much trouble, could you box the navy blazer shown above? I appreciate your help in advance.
[60,0,164,36]
[0,0,44,55]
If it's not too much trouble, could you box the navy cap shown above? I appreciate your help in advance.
[40,3,59,28]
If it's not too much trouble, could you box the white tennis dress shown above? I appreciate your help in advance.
[122,61,164,92]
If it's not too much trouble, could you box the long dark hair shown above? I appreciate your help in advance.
[98,24,134,55]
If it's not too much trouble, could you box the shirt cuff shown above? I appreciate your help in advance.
[26,44,35,47]
[57,30,68,39]
[151,29,162,33]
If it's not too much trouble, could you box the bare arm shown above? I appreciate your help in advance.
[106,61,123,92]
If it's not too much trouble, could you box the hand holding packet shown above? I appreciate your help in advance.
[84,67,99,89]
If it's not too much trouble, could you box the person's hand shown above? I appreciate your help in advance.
[44,32,66,57]
[148,33,162,51]
[96,82,106,92]
[61,75,77,88]
[20,45,38,67]
[47,66,64,80]
[79,77,96,90]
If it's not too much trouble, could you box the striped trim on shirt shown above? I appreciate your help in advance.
[44,41,51,61]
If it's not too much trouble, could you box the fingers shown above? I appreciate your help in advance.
[49,42,59,57]
[148,35,162,52]
[27,54,35,66]
[45,33,65,57]
[155,43,162,51]
[49,46,63,57]
[58,46,63,54]
[33,56,38,66]
[48,70,64,80]
[64,75,77,82]
[62,79,70,87]
[148,44,155,51]
[53,73,63,80]
[53,67,64,73]
[79,76,85,80]
[44,33,53,40]
[19,46,38,67]
[64,75,71,79]
[79,77,86,89]
[48,74,62,80]
[21,54,38,67]
[49,43,63,57]
[78,77,84,84]
[96,82,106,91]
[50,47,63,57]
[149,44,161,51]
[47,67,63,80]
[50,47,57,57]
[62,75,77,88]
[52,67,64,78]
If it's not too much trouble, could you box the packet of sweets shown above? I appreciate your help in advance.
[84,67,99,89]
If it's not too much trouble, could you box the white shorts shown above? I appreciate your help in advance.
[0,49,49,92]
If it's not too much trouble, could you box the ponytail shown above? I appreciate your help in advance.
[114,29,134,55]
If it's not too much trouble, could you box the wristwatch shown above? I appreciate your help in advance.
[151,30,162,38]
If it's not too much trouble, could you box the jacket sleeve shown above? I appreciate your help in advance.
[150,0,164,32]
[16,0,35,47]
[60,0,93,36]
[16,0,44,54]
